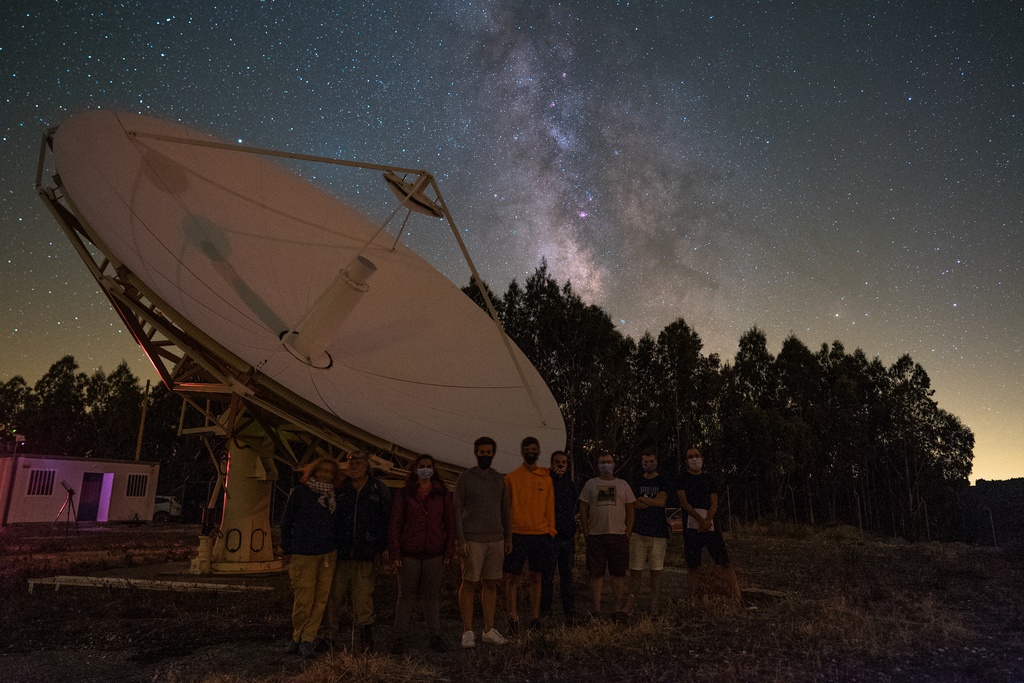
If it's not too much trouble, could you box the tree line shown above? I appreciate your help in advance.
[1,262,974,540]
[464,262,974,542]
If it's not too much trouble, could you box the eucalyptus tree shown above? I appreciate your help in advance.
[883,354,939,538]
[775,335,824,522]
[722,327,792,518]
[0,375,34,451]
[625,332,669,457]
[657,317,704,461]
[83,361,145,459]
[22,356,90,456]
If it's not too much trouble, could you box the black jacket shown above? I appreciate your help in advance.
[551,471,579,539]
[336,475,392,561]
[281,484,338,556]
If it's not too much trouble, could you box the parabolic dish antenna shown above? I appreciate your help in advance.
[37,111,567,573]
[41,111,565,472]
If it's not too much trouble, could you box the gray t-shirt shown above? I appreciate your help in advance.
[454,466,509,543]
[579,477,635,535]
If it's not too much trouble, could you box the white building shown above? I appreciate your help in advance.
[0,454,159,525]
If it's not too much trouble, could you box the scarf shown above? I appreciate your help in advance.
[307,480,337,513]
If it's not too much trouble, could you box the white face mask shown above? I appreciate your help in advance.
[687,457,703,471]
[417,467,434,480]
[598,463,614,476]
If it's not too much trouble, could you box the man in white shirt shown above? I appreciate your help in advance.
[578,453,635,620]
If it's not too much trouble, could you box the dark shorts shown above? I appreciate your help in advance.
[585,534,629,578]
[683,529,731,569]
[504,533,554,575]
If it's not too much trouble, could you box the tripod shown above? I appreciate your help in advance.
[51,486,80,536]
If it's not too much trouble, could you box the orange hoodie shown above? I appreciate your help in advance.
[505,465,557,536]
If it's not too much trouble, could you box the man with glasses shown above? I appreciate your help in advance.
[319,451,391,652]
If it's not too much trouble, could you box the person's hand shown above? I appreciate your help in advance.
[698,518,712,532]
[504,538,513,555]
[459,541,470,558]
[393,557,403,570]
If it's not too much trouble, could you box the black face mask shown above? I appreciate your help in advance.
[476,456,494,470]
[523,453,539,465]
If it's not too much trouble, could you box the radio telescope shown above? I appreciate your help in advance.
[36,111,565,573]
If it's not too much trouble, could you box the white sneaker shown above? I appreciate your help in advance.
[480,629,508,646]
[461,630,476,649]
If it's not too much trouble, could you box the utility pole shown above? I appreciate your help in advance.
[135,380,151,461]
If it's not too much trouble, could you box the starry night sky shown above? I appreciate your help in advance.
[1,2,1021,481]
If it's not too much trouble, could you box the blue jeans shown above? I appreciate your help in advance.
[540,535,575,617]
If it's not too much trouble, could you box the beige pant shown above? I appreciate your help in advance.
[288,551,337,644]
[629,534,668,571]
[322,559,376,635]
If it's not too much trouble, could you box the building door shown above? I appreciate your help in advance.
[78,473,104,521]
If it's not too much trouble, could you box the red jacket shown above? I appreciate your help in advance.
[389,480,456,560]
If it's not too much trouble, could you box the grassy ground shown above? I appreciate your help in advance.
[1,522,1022,682]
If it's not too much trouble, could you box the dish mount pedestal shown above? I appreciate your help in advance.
[205,421,282,573]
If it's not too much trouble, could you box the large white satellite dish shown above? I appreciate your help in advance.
[37,110,565,572]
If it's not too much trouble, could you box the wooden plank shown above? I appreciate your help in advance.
[27,575,275,594]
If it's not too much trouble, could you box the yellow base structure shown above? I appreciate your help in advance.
[193,422,285,575]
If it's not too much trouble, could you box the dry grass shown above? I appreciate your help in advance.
[2,523,1022,682]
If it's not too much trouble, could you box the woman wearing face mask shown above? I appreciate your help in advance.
[281,457,342,658]
[675,447,742,605]
[389,454,456,654]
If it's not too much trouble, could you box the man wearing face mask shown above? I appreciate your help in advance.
[676,447,741,604]
[540,450,577,624]
[578,453,635,621]
[454,437,512,648]
[625,448,672,616]
[503,436,557,633]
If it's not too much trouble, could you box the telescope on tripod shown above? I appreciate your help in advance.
[51,480,80,536]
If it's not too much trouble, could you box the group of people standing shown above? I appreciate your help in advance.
[279,438,739,658]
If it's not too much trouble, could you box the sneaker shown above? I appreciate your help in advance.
[285,640,300,655]
[507,618,520,635]
[391,637,406,655]
[298,641,316,659]
[312,636,333,653]
[429,635,447,653]
[564,613,577,627]
[480,629,508,646]
[461,630,477,649]
[613,611,629,624]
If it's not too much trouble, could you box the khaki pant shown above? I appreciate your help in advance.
[288,551,337,644]
[322,559,376,636]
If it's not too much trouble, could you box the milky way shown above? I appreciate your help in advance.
[1,1,1021,480]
